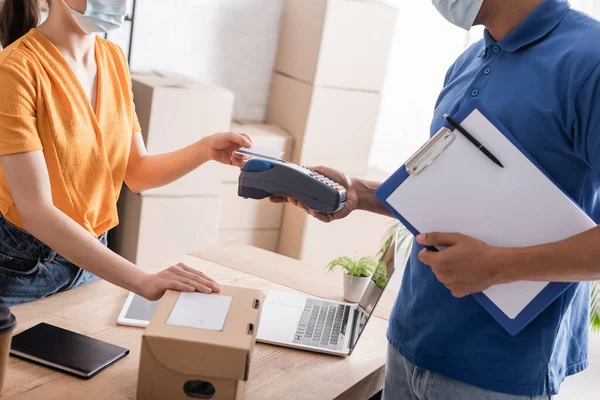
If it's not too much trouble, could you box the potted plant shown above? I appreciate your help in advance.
[326,255,383,302]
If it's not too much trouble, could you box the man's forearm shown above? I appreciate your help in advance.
[21,205,149,294]
[126,137,211,192]
[351,178,393,217]
[502,226,600,283]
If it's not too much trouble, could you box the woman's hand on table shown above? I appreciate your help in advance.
[138,263,221,301]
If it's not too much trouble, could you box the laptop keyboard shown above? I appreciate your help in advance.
[292,298,351,350]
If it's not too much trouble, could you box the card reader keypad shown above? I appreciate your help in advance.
[292,298,350,351]
[301,166,344,191]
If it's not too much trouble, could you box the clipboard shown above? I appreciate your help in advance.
[375,100,596,336]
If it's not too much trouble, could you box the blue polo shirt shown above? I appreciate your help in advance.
[388,0,600,396]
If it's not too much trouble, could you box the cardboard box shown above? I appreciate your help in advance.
[278,168,395,266]
[219,182,284,230]
[267,72,381,175]
[276,0,397,92]
[137,287,264,400]
[113,188,220,266]
[131,71,234,195]
[218,229,280,253]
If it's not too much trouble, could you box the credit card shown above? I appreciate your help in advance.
[235,146,284,161]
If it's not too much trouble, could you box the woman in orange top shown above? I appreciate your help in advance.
[0,0,254,307]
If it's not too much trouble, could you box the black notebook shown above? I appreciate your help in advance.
[10,322,129,379]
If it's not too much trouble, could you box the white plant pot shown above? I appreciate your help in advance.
[343,272,371,303]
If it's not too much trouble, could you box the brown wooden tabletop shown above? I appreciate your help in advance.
[4,246,391,400]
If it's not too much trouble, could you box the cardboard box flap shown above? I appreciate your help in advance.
[231,121,292,139]
[145,288,264,381]
[132,71,233,94]
[131,72,193,88]
[151,70,193,81]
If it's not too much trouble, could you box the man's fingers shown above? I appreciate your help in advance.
[269,196,335,223]
[418,248,437,265]
[270,196,299,206]
[311,165,334,179]
[416,232,462,247]
[311,165,347,185]
[306,208,333,223]
[311,165,331,175]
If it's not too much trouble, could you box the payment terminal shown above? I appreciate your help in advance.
[238,157,347,214]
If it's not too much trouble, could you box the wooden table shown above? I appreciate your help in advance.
[4,245,396,400]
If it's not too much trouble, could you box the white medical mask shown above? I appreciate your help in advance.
[63,0,128,35]
[432,0,484,30]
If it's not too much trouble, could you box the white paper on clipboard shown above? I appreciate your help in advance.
[385,109,595,319]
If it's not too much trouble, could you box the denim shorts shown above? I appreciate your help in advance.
[0,215,104,307]
[382,344,552,400]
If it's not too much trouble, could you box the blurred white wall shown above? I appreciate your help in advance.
[127,0,284,121]
[369,1,478,173]
[369,0,600,174]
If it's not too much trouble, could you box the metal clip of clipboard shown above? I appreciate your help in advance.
[405,127,455,176]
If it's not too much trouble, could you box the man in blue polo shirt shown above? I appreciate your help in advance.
[272,0,600,398]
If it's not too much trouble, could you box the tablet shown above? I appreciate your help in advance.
[10,323,129,379]
[117,292,159,327]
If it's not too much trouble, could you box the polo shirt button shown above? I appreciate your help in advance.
[492,45,500,53]
[484,67,492,75]
[471,89,479,97]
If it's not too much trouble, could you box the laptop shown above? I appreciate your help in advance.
[256,242,396,356]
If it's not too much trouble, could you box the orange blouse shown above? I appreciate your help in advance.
[0,29,140,237]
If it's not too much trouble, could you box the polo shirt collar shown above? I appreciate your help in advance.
[482,0,570,53]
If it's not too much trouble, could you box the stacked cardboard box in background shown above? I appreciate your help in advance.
[267,0,397,174]
[112,72,232,266]
[269,0,398,264]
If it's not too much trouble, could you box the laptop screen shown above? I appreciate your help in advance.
[348,240,397,351]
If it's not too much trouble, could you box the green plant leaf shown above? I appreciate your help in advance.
[376,221,399,260]
[357,256,378,277]
[592,281,600,333]
[395,224,414,269]
[378,221,414,270]
[372,260,389,289]
[326,256,355,275]
[326,255,378,278]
